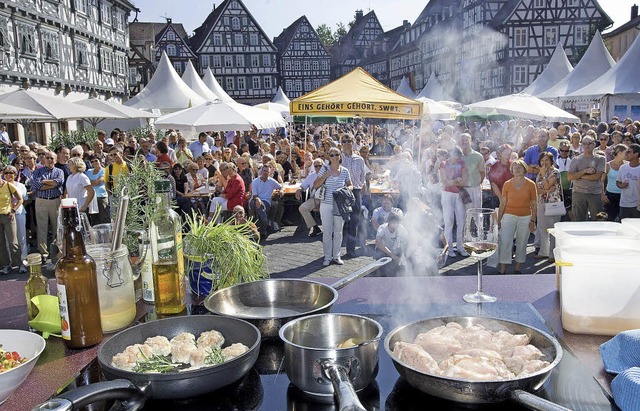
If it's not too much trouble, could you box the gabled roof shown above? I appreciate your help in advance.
[188,0,276,53]
[333,10,383,62]
[490,0,612,29]
[603,14,640,38]
[129,22,189,43]
[521,43,573,96]
[359,23,407,66]
[273,15,330,56]
[539,31,615,99]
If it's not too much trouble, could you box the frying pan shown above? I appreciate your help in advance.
[34,315,260,411]
[204,257,391,338]
[384,316,571,411]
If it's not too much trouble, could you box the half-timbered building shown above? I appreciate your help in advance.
[0,0,135,99]
[273,16,332,98]
[188,0,278,104]
[603,5,640,61]
[331,10,384,80]
[359,21,408,88]
[129,20,193,96]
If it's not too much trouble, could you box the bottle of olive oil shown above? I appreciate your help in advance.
[149,180,185,314]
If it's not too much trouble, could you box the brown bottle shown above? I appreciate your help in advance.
[55,198,103,348]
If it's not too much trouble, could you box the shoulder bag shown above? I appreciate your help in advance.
[544,174,566,216]
[314,166,327,200]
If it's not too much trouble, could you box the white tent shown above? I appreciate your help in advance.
[521,43,573,96]
[568,33,640,120]
[416,97,460,120]
[0,101,52,120]
[76,97,158,127]
[396,76,416,99]
[538,32,615,99]
[155,99,286,133]
[182,61,218,101]
[203,68,234,103]
[271,86,290,106]
[0,89,121,120]
[124,51,206,113]
[417,73,456,102]
[255,101,290,117]
[467,93,580,122]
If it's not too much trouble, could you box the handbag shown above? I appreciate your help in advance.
[459,187,472,205]
[314,184,325,200]
[544,179,566,216]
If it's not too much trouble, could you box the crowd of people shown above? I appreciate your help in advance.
[1,115,639,275]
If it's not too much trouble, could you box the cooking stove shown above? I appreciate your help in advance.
[58,302,618,410]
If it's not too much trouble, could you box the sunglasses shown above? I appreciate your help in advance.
[72,153,82,157]
[314,165,322,168]
[599,139,608,141]
[91,160,99,163]
[3,171,14,175]
[45,156,55,160]
[328,154,340,158]
[559,149,570,153]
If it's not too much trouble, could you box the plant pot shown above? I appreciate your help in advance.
[186,255,218,296]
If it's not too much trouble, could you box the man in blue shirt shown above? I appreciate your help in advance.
[250,164,282,239]
[189,132,210,160]
[524,129,558,180]
[30,150,64,262]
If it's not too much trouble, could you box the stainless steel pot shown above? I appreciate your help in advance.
[384,316,570,411]
[279,313,383,411]
[204,257,391,339]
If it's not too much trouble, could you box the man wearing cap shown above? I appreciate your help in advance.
[30,150,64,262]
[567,135,605,221]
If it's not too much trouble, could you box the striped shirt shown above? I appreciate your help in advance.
[341,152,366,189]
[317,165,351,205]
[30,165,64,199]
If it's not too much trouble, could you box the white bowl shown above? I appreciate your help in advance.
[0,330,46,404]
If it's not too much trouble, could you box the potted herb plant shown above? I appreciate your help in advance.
[184,210,268,296]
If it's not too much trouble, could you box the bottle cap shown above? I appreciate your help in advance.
[60,198,78,208]
[154,179,171,192]
[27,253,42,266]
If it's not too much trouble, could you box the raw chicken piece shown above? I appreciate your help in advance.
[170,332,196,346]
[512,344,544,361]
[493,330,529,355]
[456,348,503,360]
[111,352,137,371]
[222,343,249,359]
[504,355,525,374]
[393,341,441,374]
[189,346,211,368]
[456,327,498,352]
[516,359,550,377]
[144,336,172,357]
[414,333,462,363]
[197,330,225,348]
[171,341,198,364]
[440,355,514,381]
[124,344,154,362]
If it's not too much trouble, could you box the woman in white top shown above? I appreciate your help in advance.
[313,147,352,266]
[65,157,96,217]
[3,166,27,272]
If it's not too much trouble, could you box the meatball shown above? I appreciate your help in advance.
[170,332,196,346]
[171,341,198,364]
[222,343,249,359]
[144,336,172,357]
[197,330,225,348]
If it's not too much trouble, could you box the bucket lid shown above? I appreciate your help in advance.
[60,198,77,208]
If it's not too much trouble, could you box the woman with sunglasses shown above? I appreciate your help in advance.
[86,154,109,225]
[66,157,97,219]
[313,147,352,266]
[2,166,27,273]
[603,144,628,221]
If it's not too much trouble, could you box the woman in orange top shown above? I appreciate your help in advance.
[497,159,537,274]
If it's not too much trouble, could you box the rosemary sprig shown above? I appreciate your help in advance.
[204,346,226,366]
[132,354,182,373]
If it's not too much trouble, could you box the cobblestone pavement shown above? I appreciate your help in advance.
[3,224,555,281]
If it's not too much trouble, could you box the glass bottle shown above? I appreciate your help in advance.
[150,180,185,314]
[55,198,103,348]
[25,253,50,328]
[140,239,154,303]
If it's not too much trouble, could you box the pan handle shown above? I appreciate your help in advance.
[331,257,392,290]
[32,380,147,411]
[321,360,367,411]
[509,389,573,411]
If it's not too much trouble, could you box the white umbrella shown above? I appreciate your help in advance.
[77,98,159,125]
[255,101,290,117]
[155,99,286,133]
[416,97,460,120]
[0,101,53,120]
[0,89,121,120]
[467,93,579,123]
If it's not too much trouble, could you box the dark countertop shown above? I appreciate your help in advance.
[0,275,616,410]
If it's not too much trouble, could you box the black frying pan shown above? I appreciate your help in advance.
[34,316,261,410]
[204,257,391,338]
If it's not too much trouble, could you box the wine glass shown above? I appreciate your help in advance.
[462,208,499,303]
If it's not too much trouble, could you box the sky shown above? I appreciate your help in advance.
[129,0,637,40]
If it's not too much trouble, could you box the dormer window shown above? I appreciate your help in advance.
[167,31,175,41]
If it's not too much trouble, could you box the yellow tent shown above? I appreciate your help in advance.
[290,67,423,120]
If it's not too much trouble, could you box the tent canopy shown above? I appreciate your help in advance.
[124,51,206,112]
[271,86,290,106]
[396,76,416,99]
[182,60,218,101]
[290,67,422,119]
[538,32,615,99]
[467,93,579,122]
[416,97,459,120]
[203,68,234,103]
[418,72,457,102]
[0,89,120,120]
[522,43,573,96]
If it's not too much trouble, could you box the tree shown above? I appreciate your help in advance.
[317,23,335,46]
[335,22,348,44]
